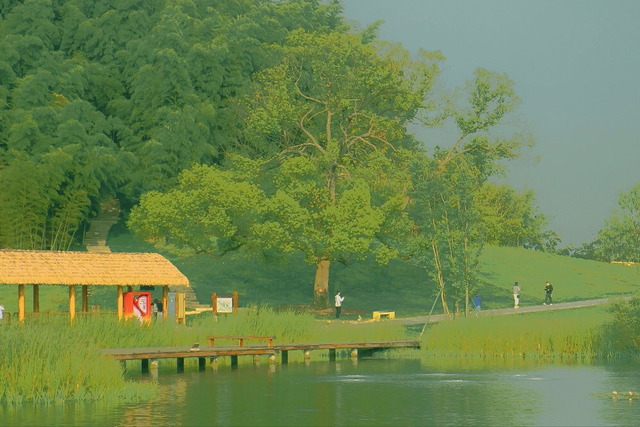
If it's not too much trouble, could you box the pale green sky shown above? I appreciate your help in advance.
[342,0,640,246]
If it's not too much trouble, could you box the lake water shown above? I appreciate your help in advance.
[2,357,639,426]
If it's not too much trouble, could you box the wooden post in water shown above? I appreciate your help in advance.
[329,349,336,362]
[281,350,289,365]
[198,357,206,371]
[18,284,25,322]
[33,284,40,313]
[69,285,76,323]
[177,357,185,373]
[230,355,238,368]
[141,359,149,374]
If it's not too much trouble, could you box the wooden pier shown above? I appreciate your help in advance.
[103,339,421,373]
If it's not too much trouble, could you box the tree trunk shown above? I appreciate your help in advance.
[431,238,450,317]
[313,259,331,308]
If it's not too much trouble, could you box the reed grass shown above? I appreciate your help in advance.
[0,306,406,403]
[421,306,613,361]
[0,316,157,405]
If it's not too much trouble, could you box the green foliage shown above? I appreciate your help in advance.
[476,183,556,251]
[0,0,346,250]
[593,184,640,263]
[596,297,640,360]
[402,68,528,316]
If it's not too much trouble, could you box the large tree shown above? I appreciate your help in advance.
[403,68,529,317]
[130,28,443,307]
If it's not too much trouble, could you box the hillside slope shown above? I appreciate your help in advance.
[106,225,640,317]
[2,227,637,318]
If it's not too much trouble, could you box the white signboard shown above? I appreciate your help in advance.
[133,294,150,321]
[216,297,233,313]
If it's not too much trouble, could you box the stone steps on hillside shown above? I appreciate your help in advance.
[84,199,120,253]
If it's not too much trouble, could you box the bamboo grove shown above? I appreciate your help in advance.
[1,0,557,314]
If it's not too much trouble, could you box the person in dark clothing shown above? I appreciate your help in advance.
[544,282,553,305]
[154,298,163,318]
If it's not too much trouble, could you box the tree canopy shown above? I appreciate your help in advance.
[2,0,555,312]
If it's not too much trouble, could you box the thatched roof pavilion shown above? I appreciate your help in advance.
[0,250,189,321]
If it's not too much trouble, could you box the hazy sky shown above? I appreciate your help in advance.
[342,0,640,246]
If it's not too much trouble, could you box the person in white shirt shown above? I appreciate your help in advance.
[0,303,5,324]
[513,282,521,308]
[335,291,345,319]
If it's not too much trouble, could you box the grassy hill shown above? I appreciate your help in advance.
[2,223,638,319]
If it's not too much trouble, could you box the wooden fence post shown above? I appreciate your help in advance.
[233,291,238,314]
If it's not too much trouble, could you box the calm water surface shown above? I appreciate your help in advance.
[2,358,639,426]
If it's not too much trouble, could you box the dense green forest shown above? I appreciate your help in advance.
[2,0,635,313]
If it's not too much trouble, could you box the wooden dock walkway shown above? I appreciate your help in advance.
[103,339,421,373]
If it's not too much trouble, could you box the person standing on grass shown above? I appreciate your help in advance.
[544,282,553,305]
[513,282,521,308]
[335,291,345,319]
[473,295,481,316]
[0,303,4,324]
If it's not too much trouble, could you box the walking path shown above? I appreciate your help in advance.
[393,296,634,326]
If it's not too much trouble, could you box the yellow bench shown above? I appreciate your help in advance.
[372,311,395,320]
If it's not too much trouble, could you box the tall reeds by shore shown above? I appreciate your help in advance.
[421,307,612,361]
[0,316,157,404]
[0,306,405,404]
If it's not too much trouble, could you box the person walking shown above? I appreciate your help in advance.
[335,291,345,319]
[544,282,553,305]
[513,282,521,308]
[472,295,481,316]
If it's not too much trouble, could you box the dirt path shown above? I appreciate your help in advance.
[392,296,633,326]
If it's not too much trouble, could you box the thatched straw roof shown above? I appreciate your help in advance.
[0,250,189,287]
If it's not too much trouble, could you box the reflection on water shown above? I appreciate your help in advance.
[2,358,639,426]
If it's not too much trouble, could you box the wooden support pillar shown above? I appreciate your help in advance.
[162,285,168,321]
[69,285,76,323]
[82,285,88,313]
[329,348,336,362]
[233,290,238,314]
[18,284,25,322]
[177,357,185,373]
[198,357,206,371]
[230,355,238,368]
[141,359,149,374]
[117,285,124,320]
[281,350,289,365]
[212,292,217,314]
[33,284,40,313]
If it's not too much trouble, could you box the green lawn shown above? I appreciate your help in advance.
[1,223,638,319]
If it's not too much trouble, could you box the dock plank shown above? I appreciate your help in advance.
[273,340,420,351]
[102,345,276,360]
[102,340,420,361]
